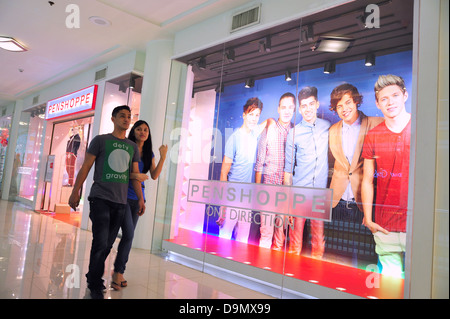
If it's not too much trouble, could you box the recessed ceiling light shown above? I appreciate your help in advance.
[316,36,353,53]
[0,36,27,52]
[88,16,111,27]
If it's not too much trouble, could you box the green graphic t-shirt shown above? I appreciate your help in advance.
[87,134,139,204]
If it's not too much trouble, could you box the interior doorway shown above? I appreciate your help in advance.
[41,116,94,222]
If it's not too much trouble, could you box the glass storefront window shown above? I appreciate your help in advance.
[13,108,45,202]
[101,73,143,135]
[0,114,12,197]
[158,0,414,299]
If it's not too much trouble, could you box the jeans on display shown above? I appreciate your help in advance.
[219,208,252,243]
[86,197,126,290]
[373,231,406,278]
[272,217,325,258]
[114,199,140,274]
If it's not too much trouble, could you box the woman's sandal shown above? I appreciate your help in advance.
[111,281,122,291]
[111,272,127,290]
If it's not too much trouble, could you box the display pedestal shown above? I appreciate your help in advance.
[55,203,71,214]
[61,185,73,202]
[56,186,73,214]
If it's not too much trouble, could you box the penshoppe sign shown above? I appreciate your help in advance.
[46,85,97,120]
[188,179,333,221]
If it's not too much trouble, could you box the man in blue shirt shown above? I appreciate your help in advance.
[283,87,330,258]
[217,97,266,243]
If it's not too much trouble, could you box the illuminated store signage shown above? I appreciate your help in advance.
[188,179,332,221]
[46,85,97,120]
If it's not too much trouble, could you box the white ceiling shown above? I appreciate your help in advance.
[0,0,253,108]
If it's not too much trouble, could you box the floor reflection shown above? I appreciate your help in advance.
[0,200,273,299]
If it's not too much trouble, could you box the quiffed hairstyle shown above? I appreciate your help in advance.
[329,83,363,112]
[298,86,318,102]
[128,120,153,174]
[112,105,131,117]
[374,74,407,101]
[243,97,263,114]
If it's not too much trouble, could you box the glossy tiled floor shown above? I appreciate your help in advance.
[0,200,274,299]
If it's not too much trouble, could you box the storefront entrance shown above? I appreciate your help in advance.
[40,116,94,225]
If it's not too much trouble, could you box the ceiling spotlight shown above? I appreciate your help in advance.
[310,41,319,51]
[285,70,292,81]
[303,25,314,42]
[225,48,235,62]
[244,78,255,88]
[129,77,136,89]
[324,61,336,74]
[0,36,27,52]
[259,36,271,53]
[264,36,271,52]
[258,41,265,53]
[119,82,127,93]
[198,57,206,70]
[316,36,353,53]
[365,53,376,66]
[215,83,224,93]
[356,14,369,29]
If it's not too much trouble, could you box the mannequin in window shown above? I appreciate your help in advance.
[66,126,81,186]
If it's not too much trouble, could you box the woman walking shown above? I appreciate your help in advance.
[112,120,167,290]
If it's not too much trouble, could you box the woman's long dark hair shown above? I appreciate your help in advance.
[128,120,152,174]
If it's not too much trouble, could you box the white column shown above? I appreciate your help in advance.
[406,0,441,299]
[132,39,174,250]
[1,100,23,200]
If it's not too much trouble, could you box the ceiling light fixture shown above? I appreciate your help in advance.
[215,83,224,93]
[356,14,369,29]
[324,61,336,74]
[285,70,292,81]
[264,36,271,52]
[244,78,255,88]
[225,48,235,62]
[129,77,136,89]
[0,36,27,52]
[198,57,206,70]
[365,53,376,66]
[88,16,111,27]
[316,36,353,53]
[303,25,315,42]
[259,36,271,53]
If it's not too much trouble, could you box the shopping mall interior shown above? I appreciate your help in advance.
[0,0,448,300]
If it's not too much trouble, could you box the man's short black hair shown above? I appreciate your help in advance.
[112,105,131,117]
[298,86,318,102]
[279,92,296,105]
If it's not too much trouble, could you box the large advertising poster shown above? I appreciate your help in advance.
[167,0,413,299]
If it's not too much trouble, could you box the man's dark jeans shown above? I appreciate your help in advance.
[86,197,126,290]
[114,199,140,274]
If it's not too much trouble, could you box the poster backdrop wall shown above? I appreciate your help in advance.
[202,50,412,239]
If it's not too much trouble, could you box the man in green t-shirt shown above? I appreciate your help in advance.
[69,105,145,299]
